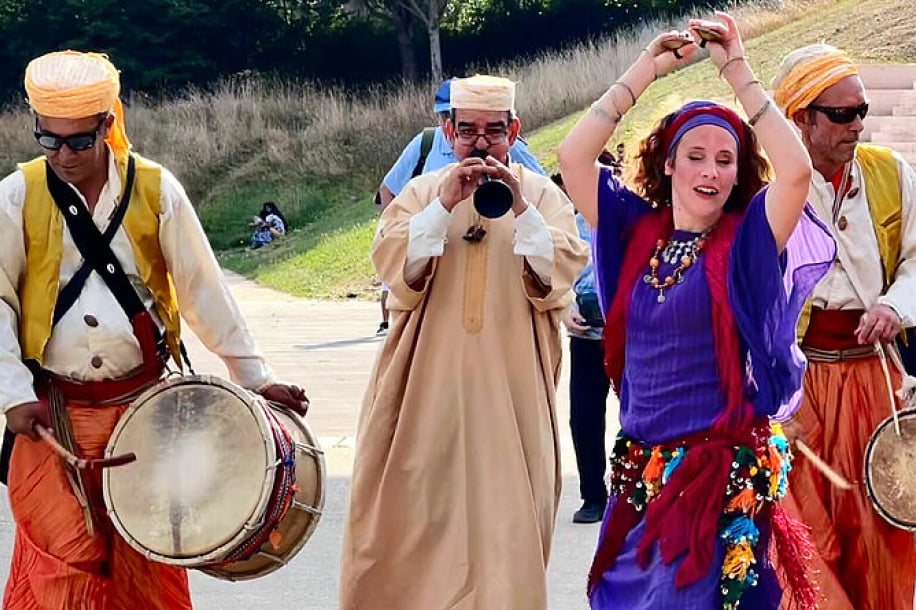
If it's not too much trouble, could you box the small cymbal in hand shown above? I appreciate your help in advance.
[693,25,722,47]
[661,33,693,50]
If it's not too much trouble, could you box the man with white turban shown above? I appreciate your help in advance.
[0,50,309,608]
[339,75,588,609]
[773,44,916,609]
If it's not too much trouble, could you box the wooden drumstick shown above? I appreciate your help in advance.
[795,439,853,490]
[876,342,902,435]
[34,424,137,470]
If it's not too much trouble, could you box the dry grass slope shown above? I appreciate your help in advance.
[1,0,912,298]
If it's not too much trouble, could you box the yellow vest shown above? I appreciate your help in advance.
[19,151,182,366]
[797,144,903,341]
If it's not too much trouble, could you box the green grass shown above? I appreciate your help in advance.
[214,187,379,299]
[212,0,916,299]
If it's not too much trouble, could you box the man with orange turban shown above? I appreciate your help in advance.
[0,50,310,608]
[773,44,916,609]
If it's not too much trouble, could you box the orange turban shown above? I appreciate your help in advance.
[25,51,131,156]
[772,45,859,119]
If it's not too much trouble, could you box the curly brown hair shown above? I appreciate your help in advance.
[629,110,771,213]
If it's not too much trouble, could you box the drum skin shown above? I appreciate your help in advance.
[102,375,325,579]
[864,407,916,530]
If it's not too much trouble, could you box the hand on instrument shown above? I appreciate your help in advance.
[688,12,745,75]
[260,383,310,416]
[481,155,528,216]
[5,400,51,440]
[441,157,499,211]
[856,304,902,345]
[644,30,699,78]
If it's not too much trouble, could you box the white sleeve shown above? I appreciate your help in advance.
[405,198,451,282]
[157,168,276,390]
[0,172,39,412]
[514,203,555,284]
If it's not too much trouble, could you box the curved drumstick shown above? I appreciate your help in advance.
[34,424,136,470]
[795,439,853,490]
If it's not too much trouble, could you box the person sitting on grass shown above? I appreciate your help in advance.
[250,200,287,249]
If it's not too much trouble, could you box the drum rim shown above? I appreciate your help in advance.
[863,406,916,531]
[103,374,278,565]
[201,405,327,581]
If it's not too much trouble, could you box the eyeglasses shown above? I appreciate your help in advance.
[34,117,106,151]
[454,127,509,145]
[807,103,869,124]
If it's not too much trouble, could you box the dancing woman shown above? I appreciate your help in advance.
[558,13,835,610]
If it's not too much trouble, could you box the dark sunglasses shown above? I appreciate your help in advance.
[33,117,106,151]
[807,103,869,124]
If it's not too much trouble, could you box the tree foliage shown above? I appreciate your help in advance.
[0,0,711,101]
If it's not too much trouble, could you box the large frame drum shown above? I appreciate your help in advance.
[102,375,324,580]
[864,407,916,530]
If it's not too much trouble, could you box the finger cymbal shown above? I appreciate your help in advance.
[693,26,722,48]
[661,34,693,50]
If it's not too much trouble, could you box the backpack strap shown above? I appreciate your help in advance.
[410,127,437,179]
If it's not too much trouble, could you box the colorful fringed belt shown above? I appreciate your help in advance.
[588,422,815,610]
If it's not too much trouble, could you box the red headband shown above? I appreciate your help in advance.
[662,102,747,158]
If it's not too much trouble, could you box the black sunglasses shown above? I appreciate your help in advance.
[34,117,106,151]
[807,103,869,124]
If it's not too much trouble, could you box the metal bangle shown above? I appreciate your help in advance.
[614,81,638,107]
[740,79,763,94]
[748,98,772,127]
[718,55,747,79]
[590,102,622,124]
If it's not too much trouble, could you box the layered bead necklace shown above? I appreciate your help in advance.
[643,227,713,304]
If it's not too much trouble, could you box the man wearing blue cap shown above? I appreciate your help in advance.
[376,78,545,208]
[372,79,546,336]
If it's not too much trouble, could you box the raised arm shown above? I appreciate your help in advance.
[691,12,812,251]
[558,32,700,226]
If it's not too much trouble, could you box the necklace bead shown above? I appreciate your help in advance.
[642,226,713,303]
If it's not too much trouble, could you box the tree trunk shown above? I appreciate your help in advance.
[427,20,442,84]
[391,6,418,80]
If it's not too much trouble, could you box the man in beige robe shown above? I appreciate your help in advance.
[340,75,588,609]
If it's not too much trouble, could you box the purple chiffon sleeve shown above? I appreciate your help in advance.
[729,190,836,420]
[592,167,654,313]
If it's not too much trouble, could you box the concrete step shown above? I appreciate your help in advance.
[864,90,916,115]
[864,114,916,130]
[859,64,916,90]
[863,140,916,152]
[870,129,916,142]
[893,105,916,116]
[860,115,916,140]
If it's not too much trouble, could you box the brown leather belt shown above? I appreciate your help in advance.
[801,344,878,363]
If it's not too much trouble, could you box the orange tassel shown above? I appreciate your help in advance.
[269,528,283,550]
[768,446,784,497]
[727,487,758,513]
[642,447,665,498]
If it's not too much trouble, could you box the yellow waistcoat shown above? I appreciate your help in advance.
[797,144,903,341]
[19,151,182,366]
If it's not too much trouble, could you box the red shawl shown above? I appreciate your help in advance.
[602,206,752,432]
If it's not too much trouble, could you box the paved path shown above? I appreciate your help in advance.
[0,272,617,609]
